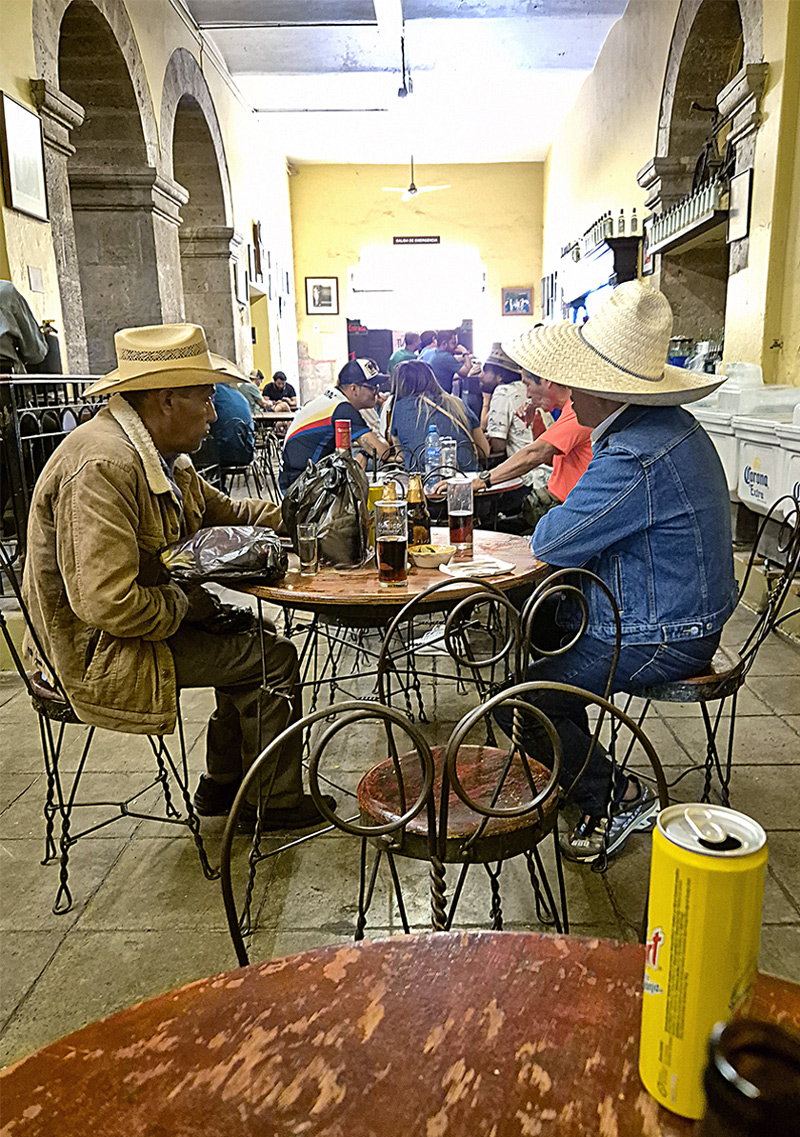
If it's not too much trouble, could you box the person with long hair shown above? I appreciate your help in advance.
[388,358,489,472]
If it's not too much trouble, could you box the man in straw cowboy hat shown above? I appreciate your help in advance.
[497,280,738,863]
[22,324,333,832]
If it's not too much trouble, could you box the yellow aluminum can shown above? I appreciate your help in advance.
[639,804,767,1119]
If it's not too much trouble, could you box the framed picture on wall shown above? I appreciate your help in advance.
[727,169,752,243]
[0,92,48,222]
[502,286,532,316]
[305,276,339,315]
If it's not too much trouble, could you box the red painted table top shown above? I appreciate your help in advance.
[2,931,797,1136]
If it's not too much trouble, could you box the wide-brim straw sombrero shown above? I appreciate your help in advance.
[84,323,244,396]
[502,281,725,406]
[484,342,522,375]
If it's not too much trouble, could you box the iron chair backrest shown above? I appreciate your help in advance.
[219,699,437,967]
[736,493,800,669]
[0,377,104,554]
[0,540,69,704]
[376,576,526,708]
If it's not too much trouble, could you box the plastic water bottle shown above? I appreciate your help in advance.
[425,423,442,475]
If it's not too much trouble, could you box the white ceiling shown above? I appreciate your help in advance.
[182,0,628,164]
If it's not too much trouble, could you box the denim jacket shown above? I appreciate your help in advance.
[532,405,738,645]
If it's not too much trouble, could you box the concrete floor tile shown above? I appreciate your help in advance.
[249,925,369,964]
[0,676,27,712]
[0,929,236,1067]
[0,930,64,1026]
[746,674,800,716]
[786,716,800,735]
[665,713,800,767]
[765,831,800,912]
[0,773,169,842]
[758,924,800,983]
[0,716,76,775]
[718,763,800,830]
[745,637,800,676]
[78,835,228,931]
[0,837,127,931]
[0,773,39,814]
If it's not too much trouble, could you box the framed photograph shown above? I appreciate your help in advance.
[0,92,48,221]
[305,276,339,316]
[502,286,532,316]
[727,169,752,243]
[641,217,654,276]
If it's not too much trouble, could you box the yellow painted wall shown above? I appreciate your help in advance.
[250,293,272,379]
[543,0,800,387]
[542,0,681,268]
[290,162,544,366]
[0,0,297,377]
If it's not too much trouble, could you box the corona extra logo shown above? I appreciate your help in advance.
[646,926,664,969]
[743,465,769,488]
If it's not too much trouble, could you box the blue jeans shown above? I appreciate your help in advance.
[494,632,720,815]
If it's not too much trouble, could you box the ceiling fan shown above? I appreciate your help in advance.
[382,157,451,203]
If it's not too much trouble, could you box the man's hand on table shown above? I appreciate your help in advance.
[431,476,485,496]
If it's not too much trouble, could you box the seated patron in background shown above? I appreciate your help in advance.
[419,330,437,363]
[22,324,332,832]
[0,279,47,374]
[262,370,297,410]
[429,330,472,393]
[472,366,592,530]
[388,332,421,377]
[480,342,533,461]
[236,376,268,414]
[496,282,736,863]
[389,358,489,473]
[281,358,388,488]
[212,381,255,467]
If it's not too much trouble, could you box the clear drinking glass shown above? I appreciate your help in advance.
[297,522,319,576]
[375,500,408,588]
[447,477,474,556]
[439,437,458,476]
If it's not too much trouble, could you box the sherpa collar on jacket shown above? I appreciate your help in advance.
[108,394,187,505]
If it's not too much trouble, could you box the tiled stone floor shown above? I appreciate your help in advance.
[1,604,799,1067]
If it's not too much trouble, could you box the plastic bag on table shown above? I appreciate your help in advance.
[281,450,370,567]
[160,525,288,584]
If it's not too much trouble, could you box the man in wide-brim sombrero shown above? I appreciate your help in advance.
[23,323,334,832]
[496,281,738,863]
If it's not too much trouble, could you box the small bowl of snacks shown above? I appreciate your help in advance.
[409,543,456,569]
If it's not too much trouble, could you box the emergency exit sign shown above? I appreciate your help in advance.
[393,236,441,245]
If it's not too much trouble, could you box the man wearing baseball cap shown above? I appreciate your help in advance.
[280,357,389,489]
[22,323,334,832]
[497,281,737,863]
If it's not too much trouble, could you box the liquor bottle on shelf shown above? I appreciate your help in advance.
[604,211,613,238]
[617,208,626,236]
[406,474,432,547]
[630,207,639,234]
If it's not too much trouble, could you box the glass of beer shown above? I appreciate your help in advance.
[375,500,408,588]
[297,522,319,576]
[447,477,474,556]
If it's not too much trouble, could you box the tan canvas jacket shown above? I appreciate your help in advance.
[22,395,281,735]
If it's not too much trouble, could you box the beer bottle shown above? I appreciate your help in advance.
[382,480,398,502]
[406,474,431,547]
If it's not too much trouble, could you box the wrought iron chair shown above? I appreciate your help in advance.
[220,699,437,966]
[0,542,218,914]
[623,494,800,806]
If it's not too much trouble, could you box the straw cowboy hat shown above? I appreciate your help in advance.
[84,324,244,397]
[483,342,522,375]
[502,281,724,406]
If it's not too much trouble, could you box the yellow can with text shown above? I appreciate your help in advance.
[639,804,767,1119]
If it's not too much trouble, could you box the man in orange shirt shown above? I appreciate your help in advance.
[472,370,592,529]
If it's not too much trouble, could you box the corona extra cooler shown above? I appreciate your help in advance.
[639,804,767,1119]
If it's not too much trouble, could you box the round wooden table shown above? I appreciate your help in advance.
[241,528,548,621]
[2,931,796,1136]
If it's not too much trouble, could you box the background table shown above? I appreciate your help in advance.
[2,931,796,1136]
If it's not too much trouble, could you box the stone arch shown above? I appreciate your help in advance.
[160,48,232,226]
[32,0,158,166]
[30,0,182,371]
[160,48,239,360]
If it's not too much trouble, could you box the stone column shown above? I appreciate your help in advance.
[68,167,166,373]
[151,174,190,325]
[178,225,242,362]
[30,79,89,373]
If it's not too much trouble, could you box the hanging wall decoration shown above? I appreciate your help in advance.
[0,93,48,222]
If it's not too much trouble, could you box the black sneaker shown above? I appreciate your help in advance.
[560,781,659,863]
[236,794,337,834]
[193,775,241,817]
